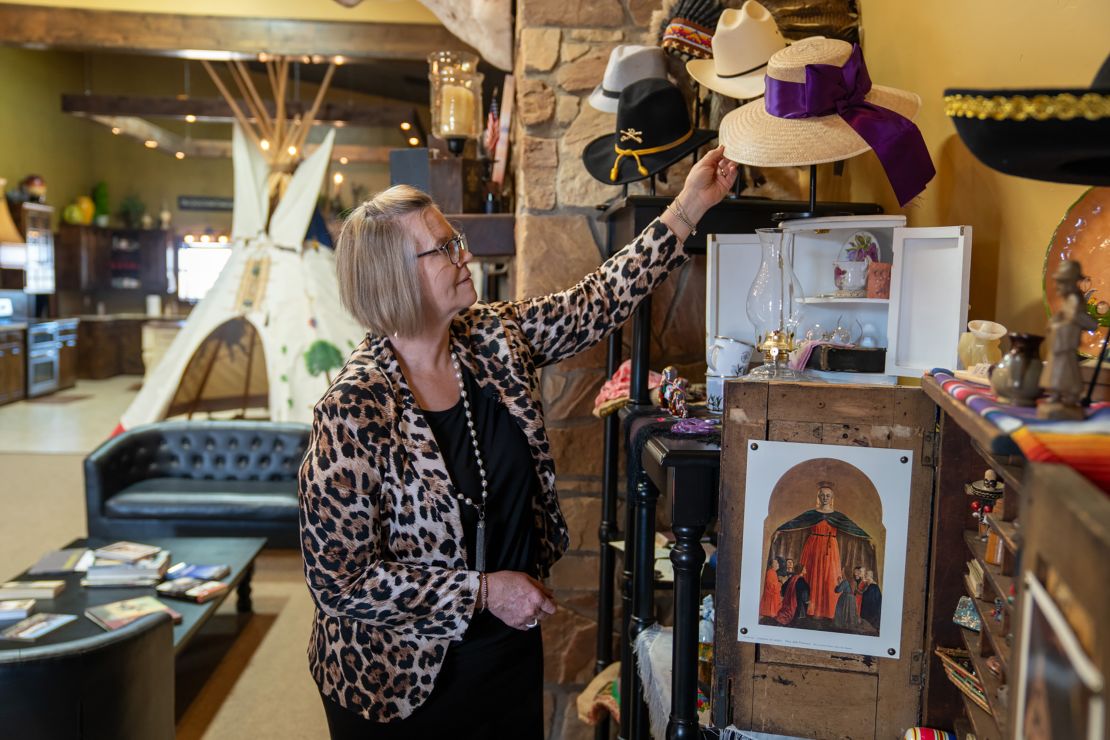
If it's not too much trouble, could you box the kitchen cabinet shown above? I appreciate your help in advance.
[0,326,26,405]
[57,319,78,390]
[56,226,175,294]
[56,224,108,291]
[0,202,55,294]
[77,316,144,378]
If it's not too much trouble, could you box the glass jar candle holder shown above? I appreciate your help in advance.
[745,227,807,380]
[427,51,483,155]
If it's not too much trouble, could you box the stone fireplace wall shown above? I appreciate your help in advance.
[511,2,710,737]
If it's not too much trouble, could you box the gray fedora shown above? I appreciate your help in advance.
[589,45,669,114]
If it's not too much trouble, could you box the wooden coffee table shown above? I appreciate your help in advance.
[0,536,265,655]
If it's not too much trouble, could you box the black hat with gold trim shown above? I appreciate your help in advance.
[582,78,716,185]
[944,54,1110,186]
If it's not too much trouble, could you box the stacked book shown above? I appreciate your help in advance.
[964,559,985,599]
[82,542,172,588]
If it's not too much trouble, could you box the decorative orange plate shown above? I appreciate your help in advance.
[1043,187,1110,357]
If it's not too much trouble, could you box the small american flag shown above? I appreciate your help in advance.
[483,89,500,158]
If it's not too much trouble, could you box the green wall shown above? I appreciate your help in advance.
[0,48,403,236]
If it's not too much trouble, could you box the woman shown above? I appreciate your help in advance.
[298,147,738,738]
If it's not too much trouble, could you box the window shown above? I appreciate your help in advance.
[177,244,232,303]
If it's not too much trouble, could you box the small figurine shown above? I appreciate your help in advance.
[965,468,1004,540]
[659,365,690,418]
[1039,260,1099,420]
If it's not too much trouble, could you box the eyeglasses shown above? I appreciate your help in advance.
[415,232,468,265]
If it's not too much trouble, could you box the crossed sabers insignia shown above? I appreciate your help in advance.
[619,128,644,144]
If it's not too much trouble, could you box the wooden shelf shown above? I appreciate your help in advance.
[797,297,889,305]
[968,438,1026,498]
[985,513,1019,555]
[959,683,1004,740]
[959,626,1007,737]
[923,375,1024,457]
[964,532,1014,615]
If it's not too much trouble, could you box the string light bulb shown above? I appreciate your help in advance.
[334,55,346,66]
[111,127,121,135]
[333,172,344,185]
[144,140,158,149]
[260,139,271,151]
[407,137,420,146]
[400,122,412,131]
[185,114,197,123]
[184,234,195,244]
[199,234,211,243]
[287,145,297,156]
[339,156,349,165]
[175,151,186,160]
[217,235,229,244]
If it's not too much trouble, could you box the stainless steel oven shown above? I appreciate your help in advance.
[27,320,60,397]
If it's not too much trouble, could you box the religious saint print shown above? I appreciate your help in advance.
[738,441,911,658]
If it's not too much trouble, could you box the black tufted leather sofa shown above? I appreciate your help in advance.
[0,612,174,739]
[85,420,310,548]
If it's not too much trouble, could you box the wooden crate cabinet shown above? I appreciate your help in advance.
[713,380,937,739]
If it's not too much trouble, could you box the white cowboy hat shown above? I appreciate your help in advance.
[720,37,921,167]
[686,1,786,100]
[589,45,669,114]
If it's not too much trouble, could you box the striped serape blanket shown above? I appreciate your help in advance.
[930,370,1110,493]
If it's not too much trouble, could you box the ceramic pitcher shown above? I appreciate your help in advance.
[958,320,1007,368]
[989,333,1044,406]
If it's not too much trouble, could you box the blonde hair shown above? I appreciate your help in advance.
[335,185,433,337]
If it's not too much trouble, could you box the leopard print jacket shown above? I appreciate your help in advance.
[298,218,685,722]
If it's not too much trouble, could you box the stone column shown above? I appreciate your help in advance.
[513,3,710,738]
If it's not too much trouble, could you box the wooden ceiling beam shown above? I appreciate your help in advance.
[0,3,474,62]
[88,115,391,163]
[63,94,421,129]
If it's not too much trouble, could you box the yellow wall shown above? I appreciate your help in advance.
[0,47,94,222]
[851,0,1110,334]
[0,0,439,23]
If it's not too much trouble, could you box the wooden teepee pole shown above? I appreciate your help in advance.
[226,62,273,143]
[200,59,265,154]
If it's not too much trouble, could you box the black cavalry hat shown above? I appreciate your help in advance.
[944,53,1110,186]
[582,78,717,186]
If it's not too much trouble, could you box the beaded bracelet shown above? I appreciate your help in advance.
[669,197,697,237]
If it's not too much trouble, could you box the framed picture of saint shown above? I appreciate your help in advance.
[737,440,912,658]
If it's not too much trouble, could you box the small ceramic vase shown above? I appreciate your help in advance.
[989,333,1044,406]
[957,319,1007,369]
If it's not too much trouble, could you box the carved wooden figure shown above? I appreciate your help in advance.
[1039,259,1098,419]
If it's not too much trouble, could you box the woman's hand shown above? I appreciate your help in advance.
[679,145,739,222]
[485,571,557,630]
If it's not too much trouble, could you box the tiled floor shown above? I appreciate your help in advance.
[0,376,138,454]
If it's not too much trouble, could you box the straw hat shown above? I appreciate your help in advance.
[720,37,921,167]
[589,45,669,114]
[686,2,786,101]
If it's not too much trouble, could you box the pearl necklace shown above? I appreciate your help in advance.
[452,352,488,571]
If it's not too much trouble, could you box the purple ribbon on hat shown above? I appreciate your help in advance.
[763,44,935,206]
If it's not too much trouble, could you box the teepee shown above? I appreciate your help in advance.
[117,122,364,432]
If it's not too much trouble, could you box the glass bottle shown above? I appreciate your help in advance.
[745,228,807,380]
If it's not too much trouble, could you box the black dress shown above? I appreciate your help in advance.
[322,365,545,740]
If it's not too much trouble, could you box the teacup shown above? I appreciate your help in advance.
[833,260,868,292]
[706,335,754,377]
